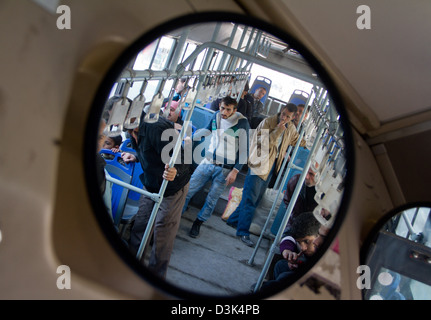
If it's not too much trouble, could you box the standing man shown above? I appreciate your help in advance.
[227,103,305,247]
[125,109,191,279]
[292,104,308,129]
[183,96,250,238]
[164,100,195,136]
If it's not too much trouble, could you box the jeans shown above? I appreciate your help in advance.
[182,163,229,222]
[227,163,275,237]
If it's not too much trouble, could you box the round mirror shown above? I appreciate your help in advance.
[360,203,431,300]
[85,12,354,299]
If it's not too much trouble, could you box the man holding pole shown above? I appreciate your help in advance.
[123,109,191,279]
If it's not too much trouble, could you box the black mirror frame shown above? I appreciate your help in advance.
[360,201,431,300]
[83,11,355,300]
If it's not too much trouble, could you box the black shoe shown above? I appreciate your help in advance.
[238,235,254,247]
[189,219,203,238]
[226,221,237,229]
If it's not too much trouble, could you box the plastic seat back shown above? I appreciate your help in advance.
[288,89,309,106]
[122,161,144,222]
[100,149,134,225]
[249,76,272,105]
[186,106,215,130]
[120,138,136,155]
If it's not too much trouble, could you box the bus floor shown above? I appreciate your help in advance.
[166,204,272,297]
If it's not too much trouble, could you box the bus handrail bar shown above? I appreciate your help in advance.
[135,76,204,261]
[176,42,322,86]
[253,113,329,293]
[105,173,160,202]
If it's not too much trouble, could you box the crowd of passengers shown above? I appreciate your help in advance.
[97,79,333,290]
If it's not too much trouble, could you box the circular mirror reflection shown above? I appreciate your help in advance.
[361,204,431,300]
[88,13,353,299]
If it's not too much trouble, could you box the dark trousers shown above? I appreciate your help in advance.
[129,182,189,279]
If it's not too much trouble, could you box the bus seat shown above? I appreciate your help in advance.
[249,76,272,105]
[270,147,310,235]
[122,162,143,216]
[288,89,309,106]
[118,161,144,239]
[184,105,215,130]
[120,138,136,155]
[100,149,134,226]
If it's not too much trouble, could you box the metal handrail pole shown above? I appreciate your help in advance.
[272,86,315,191]
[136,75,204,261]
[105,174,160,202]
[253,117,327,292]
[247,87,320,264]
[247,127,306,265]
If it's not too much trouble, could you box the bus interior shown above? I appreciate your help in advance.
[0,0,430,301]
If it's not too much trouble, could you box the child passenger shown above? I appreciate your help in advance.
[102,135,123,152]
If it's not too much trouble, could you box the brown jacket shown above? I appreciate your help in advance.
[248,113,305,181]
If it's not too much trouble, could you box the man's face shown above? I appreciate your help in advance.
[294,106,305,125]
[305,168,317,187]
[167,106,180,122]
[219,102,236,119]
[296,235,318,257]
[253,88,267,100]
[279,108,294,126]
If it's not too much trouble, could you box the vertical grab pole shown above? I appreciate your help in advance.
[247,126,306,265]
[253,116,327,292]
[136,79,202,261]
[136,36,206,261]
[272,87,314,191]
[247,86,319,265]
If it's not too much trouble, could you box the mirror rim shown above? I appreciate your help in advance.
[360,201,431,299]
[84,11,355,300]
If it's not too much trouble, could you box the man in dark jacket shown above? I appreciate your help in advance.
[124,111,191,279]
[282,167,318,233]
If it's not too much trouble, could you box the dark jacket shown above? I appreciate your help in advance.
[283,173,317,225]
[131,115,191,197]
[237,98,252,123]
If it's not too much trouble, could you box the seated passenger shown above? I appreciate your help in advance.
[236,81,252,124]
[246,86,267,129]
[282,167,319,233]
[182,96,250,238]
[101,135,123,153]
[254,212,321,291]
